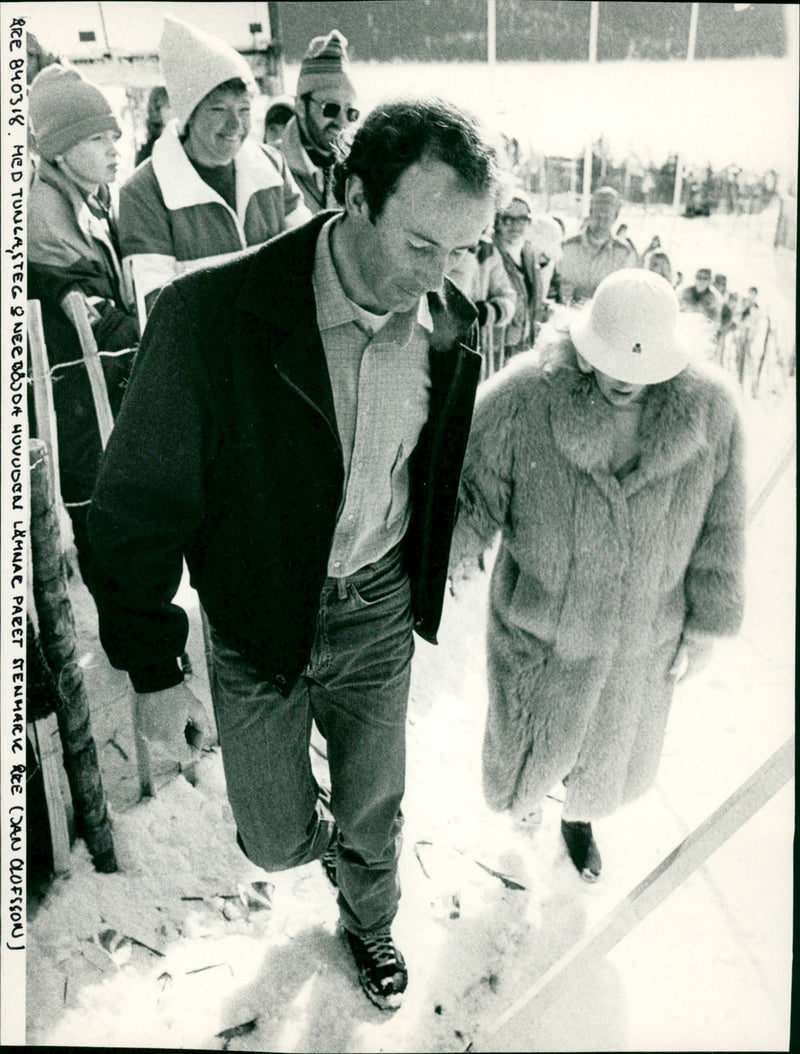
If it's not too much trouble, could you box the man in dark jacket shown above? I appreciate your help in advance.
[88,97,499,1011]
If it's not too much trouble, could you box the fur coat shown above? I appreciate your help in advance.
[451,349,746,820]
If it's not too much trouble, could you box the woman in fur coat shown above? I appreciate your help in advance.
[450,269,746,880]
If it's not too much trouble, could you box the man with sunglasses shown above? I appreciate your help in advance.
[275,29,360,213]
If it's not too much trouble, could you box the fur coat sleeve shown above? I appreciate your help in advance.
[449,357,532,575]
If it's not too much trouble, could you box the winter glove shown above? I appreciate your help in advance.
[669,632,715,682]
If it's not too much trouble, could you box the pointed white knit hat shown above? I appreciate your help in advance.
[569,268,691,384]
[159,15,256,133]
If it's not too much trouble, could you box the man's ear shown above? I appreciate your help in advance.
[344,173,371,220]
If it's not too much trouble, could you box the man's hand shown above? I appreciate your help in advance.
[669,634,715,683]
[134,682,210,754]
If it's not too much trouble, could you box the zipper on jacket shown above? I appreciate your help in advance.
[272,360,343,457]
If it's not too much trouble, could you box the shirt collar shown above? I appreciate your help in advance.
[314,216,434,336]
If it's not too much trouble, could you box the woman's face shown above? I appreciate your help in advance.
[576,352,647,406]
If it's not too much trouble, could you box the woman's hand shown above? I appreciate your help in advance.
[669,633,715,682]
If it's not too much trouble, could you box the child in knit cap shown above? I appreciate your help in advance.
[275,29,360,213]
[28,63,139,600]
[118,15,311,323]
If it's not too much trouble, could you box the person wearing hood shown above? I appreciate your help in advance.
[274,29,360,213]
[27,63,138,598]
[118,16,311,323]
[449,269,745,882]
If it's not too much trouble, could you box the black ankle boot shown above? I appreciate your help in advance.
[561,819,602,882]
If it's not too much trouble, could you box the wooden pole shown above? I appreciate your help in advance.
[27,300,61,497]
[581,2,599,217]
[29,440,117,873]
[266,2,285,93]
[59,291,156,799]
[60,291,114,448]
[472,735,794,1050]
[672,2,699,212]
[487,0,496,68]
[27,616,71,876]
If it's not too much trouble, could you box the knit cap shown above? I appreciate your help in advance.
[296,29,356,98]
[29,64,120,162]
[159,15,256,133]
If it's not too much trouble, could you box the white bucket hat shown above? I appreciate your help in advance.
[569,268,690,385]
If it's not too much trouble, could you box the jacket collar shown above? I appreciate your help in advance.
[34,158,123,287]
[547,361,714,489]
[151,121,283,220]
[236,211,477,343]
[497,239,537,277]
[234,212,478,428]
[278,117,320,181]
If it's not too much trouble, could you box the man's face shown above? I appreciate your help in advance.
[587,193,619,237]
[185,84,251,167]
[494,199,532,250]
[300,87,359,154]
[346,158,495,314]
[59,129,121,191]
[694,271,711,292]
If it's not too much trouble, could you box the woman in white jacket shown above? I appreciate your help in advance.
[450,269,746,880]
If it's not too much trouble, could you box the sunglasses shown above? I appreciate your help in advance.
[310,98,360,123]
[497,214,531,225]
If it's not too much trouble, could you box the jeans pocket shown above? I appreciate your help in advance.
[349,574,410,609]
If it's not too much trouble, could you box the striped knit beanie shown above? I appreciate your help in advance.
[296,30,356,98]
[159,15,256,133]
[29,65,120,162]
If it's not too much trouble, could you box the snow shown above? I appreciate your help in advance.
[25,211,794,1050]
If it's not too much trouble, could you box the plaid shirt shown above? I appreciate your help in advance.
[313,216,433,577]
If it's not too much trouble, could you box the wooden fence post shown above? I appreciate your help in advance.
[60,291,114,446]
[27,299,61,497]
[29,439,116,873]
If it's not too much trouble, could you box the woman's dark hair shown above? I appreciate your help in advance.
[331,97,500,218]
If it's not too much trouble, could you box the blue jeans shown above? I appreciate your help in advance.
[208,544,413,937]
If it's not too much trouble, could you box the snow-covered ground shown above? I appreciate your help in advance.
[25,210,795,1051]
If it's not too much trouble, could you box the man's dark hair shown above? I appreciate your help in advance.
[331,97,499,218]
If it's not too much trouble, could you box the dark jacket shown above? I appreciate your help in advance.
[495,241,542,354]
[88,212,482,696]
